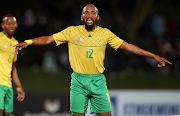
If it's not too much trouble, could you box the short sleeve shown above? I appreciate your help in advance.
[13,54,17,62]
[52,26,72,46]
[13,40,18,62]
[107,29,124,50]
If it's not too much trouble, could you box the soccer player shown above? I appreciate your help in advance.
[0,14,25,116]
[14,4,172,116]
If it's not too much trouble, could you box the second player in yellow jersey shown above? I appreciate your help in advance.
[0,31,18,87]
[0,14,25,116]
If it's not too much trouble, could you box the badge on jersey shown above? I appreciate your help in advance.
[78,38,83,42]
[97,38,102,43]
[3,45,7,49]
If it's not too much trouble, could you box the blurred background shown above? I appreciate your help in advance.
[1,0,180,116]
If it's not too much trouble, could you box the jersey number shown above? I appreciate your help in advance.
[8,55,12,63]
[86,49,93,58]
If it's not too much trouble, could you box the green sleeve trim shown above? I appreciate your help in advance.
[51,32,68,41]
[61,32,68,41]
[108,36,117,44]
[108,36,124,44]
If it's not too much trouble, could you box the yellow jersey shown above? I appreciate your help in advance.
[0,32,18,87]
[53,25,123,74]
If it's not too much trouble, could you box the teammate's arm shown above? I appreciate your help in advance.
[12,62,25,102]
[13,36,54,54]
[119,41,172,67]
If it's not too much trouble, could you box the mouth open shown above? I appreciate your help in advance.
[9,29,14,32]
[86,18,94,24]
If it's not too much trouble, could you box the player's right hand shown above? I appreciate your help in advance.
[13,42,28,54]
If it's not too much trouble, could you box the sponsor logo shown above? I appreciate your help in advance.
[22,98,71,116]
[78,38,83,42]
[111,96,117,116]
[123,103,180,116]
[44,99,61,113]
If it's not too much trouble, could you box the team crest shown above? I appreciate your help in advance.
[78,38,83,42]
[97,38,102,43]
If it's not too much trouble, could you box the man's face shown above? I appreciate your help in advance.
[81,5,99,29]
[1,17,18,36]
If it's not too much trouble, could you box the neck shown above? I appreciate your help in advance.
[4,32,13,39]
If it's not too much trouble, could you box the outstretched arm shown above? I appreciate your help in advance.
[13,36,55,54]
[12,62,25,102]
[119,41,172,67]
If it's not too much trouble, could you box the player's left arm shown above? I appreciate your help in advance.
[119,41,172,67]
[12,62,25,102]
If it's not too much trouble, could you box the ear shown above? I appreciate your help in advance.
[81,15,83,21]
[1,23,4,29]
[16,23,18,28]
[97,15,100,21]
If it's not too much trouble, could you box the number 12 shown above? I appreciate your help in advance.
[86,49,93,58]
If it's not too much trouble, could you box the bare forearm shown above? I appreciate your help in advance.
[14,35,55,54]
[12,65,22,87]
[120,42,156,58]
[128,44,155,58]
[31,36,54,45]
[120,41,172,67]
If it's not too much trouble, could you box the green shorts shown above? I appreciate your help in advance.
[70,72,111,114]
[0,85,13,113]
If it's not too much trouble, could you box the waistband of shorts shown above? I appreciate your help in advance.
[0,84,12,89]
[72,72,103,78]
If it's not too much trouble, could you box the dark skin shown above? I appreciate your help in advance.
[81,4,99,30]
[1,16,18,38]
[14,4,172,116]
[0,16,25,116]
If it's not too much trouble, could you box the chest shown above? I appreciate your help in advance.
[0,38,16,54]
[69,29,108,47]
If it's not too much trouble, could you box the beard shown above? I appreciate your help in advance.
[84,23,95,30]
[83,19,96,30]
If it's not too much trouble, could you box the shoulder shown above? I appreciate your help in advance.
[66,25,83,29]
[62,25,82,31]
[0,31,5,38]
[97,26,108,30]
[62,25,84,33]
[75,25,83,28]
[96,26,111,32]
[70,25,84,29]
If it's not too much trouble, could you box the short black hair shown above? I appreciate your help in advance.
[2,14,15,23]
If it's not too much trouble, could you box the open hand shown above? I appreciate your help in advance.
[17,87,25,102]
[13,42,28,54]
